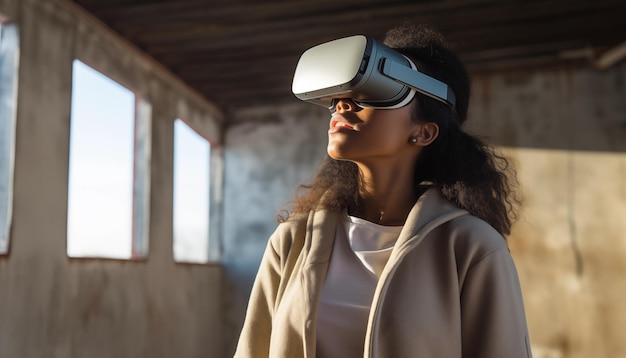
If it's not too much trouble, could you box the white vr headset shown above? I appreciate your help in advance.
[292,35,456,111]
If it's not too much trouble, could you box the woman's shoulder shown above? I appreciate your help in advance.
[274,212,308,234]
[269,209,339,256]
[445,214,509,257]
[267,212,312,254]
[433,215,519,286]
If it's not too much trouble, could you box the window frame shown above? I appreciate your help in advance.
[0,21,19,256]
[66,59,152,260]
[172,117,214,264]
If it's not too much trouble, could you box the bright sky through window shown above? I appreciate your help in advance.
[0,21,18,255]
[173,119,210,263]
[67,60,135,259]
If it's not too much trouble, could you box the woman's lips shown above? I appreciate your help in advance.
[329,118,355,134]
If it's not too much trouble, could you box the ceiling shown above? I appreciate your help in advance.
[71,0,626,114]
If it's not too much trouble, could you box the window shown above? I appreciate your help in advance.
[173,119,211,263]
[67,60,151,259]
[0,21,18,255]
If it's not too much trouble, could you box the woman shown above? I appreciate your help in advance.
[234,23,532,358]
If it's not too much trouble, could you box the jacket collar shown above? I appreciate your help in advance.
[401,188,467,240]
[306,187,468,261]
[391,187,468,261]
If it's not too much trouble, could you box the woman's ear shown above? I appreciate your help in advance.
[410,122,439,146]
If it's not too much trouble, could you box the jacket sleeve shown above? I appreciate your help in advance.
[460,248,532,358]
[233,233,282,358]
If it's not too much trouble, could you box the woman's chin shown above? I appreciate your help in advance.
[327,144,348,160]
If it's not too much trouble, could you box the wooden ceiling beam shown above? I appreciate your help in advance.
[71,0,626,111]
[129,1,624,54]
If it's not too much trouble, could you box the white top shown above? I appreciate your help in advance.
[316,214,402,358]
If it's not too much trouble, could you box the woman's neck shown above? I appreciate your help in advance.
[349,162,419,226]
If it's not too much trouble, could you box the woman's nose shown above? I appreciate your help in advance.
[334,98,356,113]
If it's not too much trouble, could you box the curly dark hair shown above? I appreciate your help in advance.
[281,22,520,236]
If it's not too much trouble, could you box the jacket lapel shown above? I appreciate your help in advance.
[365,188,468,357]
[300,209,339,358]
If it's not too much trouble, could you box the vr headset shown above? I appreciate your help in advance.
[292,35,456,111]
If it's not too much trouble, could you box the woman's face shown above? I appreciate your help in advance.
[327,99,427,164]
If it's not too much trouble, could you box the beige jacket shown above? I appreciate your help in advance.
[234,188,532,358]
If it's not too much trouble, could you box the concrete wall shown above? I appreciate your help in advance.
[221,105,329,353]
[0,0,225,357]
[469,66,626,358]
[222,63,626,357]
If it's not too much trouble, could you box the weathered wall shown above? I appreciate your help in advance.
[222,63,626,357]
[0,0,225,357]
[469,66,626,358]
[221,105,329,353]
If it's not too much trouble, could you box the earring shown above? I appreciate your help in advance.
[409,137,418,144]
